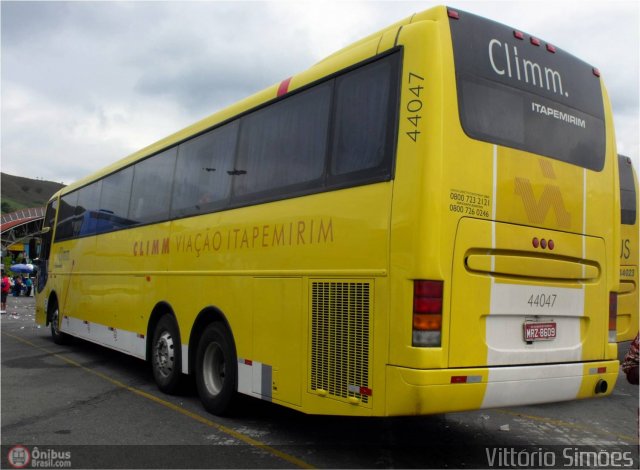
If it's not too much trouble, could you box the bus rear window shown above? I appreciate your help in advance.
[449,9,605,171]
[618,155,637,225]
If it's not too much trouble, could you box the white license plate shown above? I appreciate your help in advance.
[523,321,557,342]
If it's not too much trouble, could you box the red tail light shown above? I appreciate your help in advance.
[609,292,617,342]
[413,280,443,347]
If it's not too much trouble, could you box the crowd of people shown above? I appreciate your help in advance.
[1,269,34,314]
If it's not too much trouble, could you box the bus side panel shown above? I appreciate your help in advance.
[618,166,639,342]
[251,277,303,406]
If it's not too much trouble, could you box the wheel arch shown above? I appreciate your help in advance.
[46,291,60,326]
[188,306,235,376]
[146,301,178,363]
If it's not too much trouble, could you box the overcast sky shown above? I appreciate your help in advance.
[1,1,638,185]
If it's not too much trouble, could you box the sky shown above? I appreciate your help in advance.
[1,0,639,185]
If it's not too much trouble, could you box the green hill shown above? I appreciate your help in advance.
[1,173,65,214]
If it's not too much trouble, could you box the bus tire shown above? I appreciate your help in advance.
[195,322,237,415]
[50,302,69,345]
[151,315,183,394]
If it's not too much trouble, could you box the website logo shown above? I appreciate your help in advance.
[7,446,30,469]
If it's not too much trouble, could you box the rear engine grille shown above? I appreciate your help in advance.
[310,281,371,405]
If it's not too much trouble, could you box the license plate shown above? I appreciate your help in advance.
[523,321,557,342]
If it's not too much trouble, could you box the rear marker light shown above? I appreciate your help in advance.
[530,37,541,46]
[447,9,459,19]
[277,77,292,97]
[593,68,601,77]
[513,30,524,40]
[533,237,554,250]
[546,44,556,53]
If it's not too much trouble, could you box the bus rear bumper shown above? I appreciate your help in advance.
[385,361,619,416]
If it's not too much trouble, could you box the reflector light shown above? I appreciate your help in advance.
[513,30,524,40]
[447,9,460,19]
[598,367,607,374]
[530,37,541,46]
[451,376,467,384]
[546,44,556,53]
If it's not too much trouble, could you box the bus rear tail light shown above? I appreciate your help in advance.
[608,292,617,342]
[412,280,443,347]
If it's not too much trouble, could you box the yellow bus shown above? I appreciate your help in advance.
[35,6,620,416]
[617,155,638,342]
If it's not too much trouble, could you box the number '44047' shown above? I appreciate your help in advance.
[527,293,557,308]
[406,72,424,142]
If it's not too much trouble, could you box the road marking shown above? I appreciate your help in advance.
[2,331,315,469]
[495,409,637,444]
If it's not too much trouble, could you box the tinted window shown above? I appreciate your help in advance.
[331,57,396,178]
[44,199,58,230]
[98,166,136,233]
[55,192,78,241]
[619,155,637,225]
[50,51,401,239]
[129,148,177,224]
[41,199,57,260]
[74,182,102,236]
[172,122,238,218]
[449,10,605,170]
[234,83,331,199]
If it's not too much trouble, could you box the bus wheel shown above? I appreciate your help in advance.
[196,322,237,415]
[151,315,183,394]
[50,302,69,345]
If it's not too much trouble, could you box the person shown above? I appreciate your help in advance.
[1,270,10,313]
[12,276,23,297]
[24,276,33,297]
[621,333,639,385]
